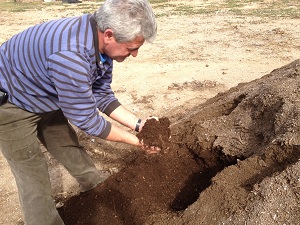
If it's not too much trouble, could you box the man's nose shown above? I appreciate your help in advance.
[130,50,138,57]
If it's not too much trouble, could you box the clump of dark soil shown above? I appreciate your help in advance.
[59,60,300,225]
[136,117,171,151]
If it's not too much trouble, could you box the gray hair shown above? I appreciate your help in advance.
[95,0,157,43]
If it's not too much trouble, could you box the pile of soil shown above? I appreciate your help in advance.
[59,117,212,224]
[58,60,300,224]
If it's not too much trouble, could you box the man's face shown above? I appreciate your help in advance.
[102,30,145,62]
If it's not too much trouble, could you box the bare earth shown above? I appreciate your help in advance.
[0,0,300,224]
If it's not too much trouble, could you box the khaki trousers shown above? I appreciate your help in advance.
[0,103,102,225]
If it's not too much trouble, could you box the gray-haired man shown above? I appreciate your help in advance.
[0,0,158,224]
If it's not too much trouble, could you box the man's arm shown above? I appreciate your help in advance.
[103,124,160,154]
[108,105,140,131]
[104,124,141,146]
[106,105,160,154]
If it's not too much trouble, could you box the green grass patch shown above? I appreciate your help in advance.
[0,2,45,12]
[0,0,298,18]
[0,1,101,13]
[151,0,299,18]
[149,0,169,3]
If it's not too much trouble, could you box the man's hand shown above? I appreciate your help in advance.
[138,116,161,154]
[140,140,161,154]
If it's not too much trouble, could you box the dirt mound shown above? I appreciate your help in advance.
[58,60,300,225]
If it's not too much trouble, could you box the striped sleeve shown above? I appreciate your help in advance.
[92,64,121,114]
[47,51,111,138]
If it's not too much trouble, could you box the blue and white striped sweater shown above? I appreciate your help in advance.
[0,14,120,138]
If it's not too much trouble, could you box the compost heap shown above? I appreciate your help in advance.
[59,60,300,225]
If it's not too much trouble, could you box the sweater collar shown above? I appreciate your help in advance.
[90,13,101,65]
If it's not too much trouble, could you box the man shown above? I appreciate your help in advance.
[0,0,159,224]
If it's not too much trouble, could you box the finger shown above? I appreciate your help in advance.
[145,146,161,154]
[146,150,158,154]
[152,146,161,151]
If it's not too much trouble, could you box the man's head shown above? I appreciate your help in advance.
[95,0,157,43]
[95,0,157,62]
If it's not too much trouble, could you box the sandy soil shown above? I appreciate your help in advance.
[0,0,300,224]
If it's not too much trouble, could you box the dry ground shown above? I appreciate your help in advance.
[0,0,300,224]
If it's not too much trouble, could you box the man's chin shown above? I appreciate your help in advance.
[115,57,126,62]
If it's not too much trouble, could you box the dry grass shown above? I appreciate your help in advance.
[0,0,299,18]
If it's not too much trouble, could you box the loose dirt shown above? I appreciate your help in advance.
[58,60,300,225]
[0,1,300,225]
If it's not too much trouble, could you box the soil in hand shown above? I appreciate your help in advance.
[136,117,171,151]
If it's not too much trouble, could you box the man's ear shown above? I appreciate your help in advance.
[103,29,114,43]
